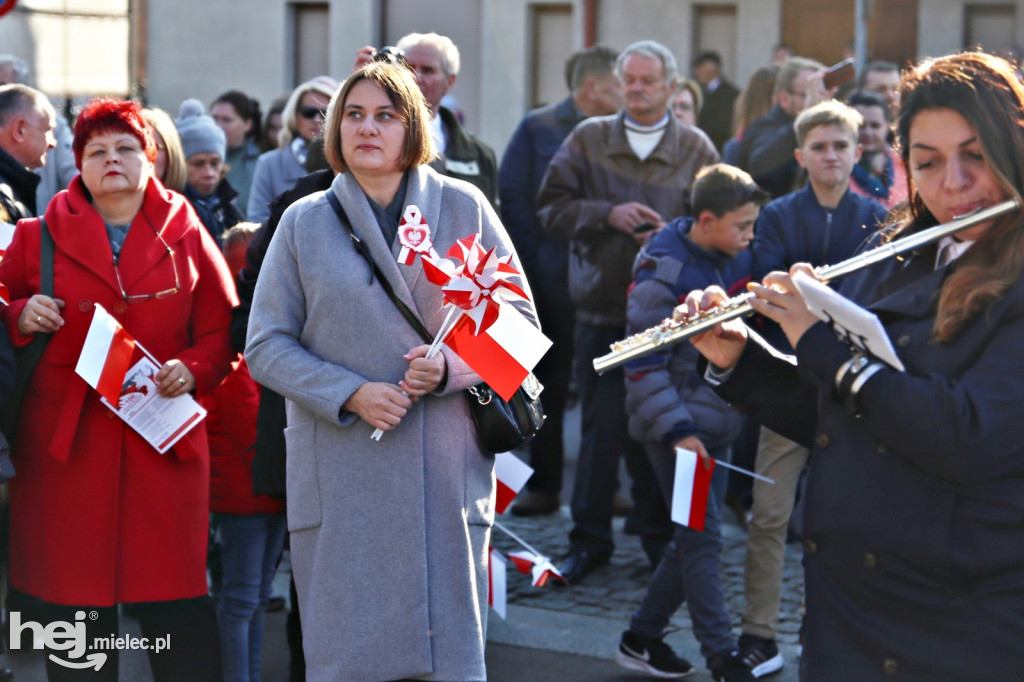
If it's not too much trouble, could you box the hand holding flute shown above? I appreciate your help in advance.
[679,263,822,369]
[595,198,1022,375]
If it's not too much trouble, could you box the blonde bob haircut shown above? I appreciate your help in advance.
[324,62,436,174]
[142,107,187,193]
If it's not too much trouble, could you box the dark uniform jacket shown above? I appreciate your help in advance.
[711,237,1024,680]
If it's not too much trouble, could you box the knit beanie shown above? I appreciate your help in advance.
[175,99,226,160]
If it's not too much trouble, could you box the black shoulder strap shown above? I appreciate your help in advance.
[1,217,54,441]
[324,191,432,344]
[40,217,53,297]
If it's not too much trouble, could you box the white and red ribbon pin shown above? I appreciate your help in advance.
[397,205,437,266]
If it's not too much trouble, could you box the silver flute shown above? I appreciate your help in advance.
[593,198,1021,375]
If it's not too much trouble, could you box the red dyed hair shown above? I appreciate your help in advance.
[72,97,157,170]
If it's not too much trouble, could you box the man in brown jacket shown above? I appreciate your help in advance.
[537,39,720,587]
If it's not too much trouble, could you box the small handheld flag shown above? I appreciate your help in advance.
[75,304,136,405]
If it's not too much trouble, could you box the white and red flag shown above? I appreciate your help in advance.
[75,304,136,404]
[409,232,551,400]
[444,304,551,401]
[0,222,15,260]
[0,283,8,306]
[488,546,507,619]
[396,205,437,266]
[672,447,716,532]
[494,451,534,515]
[508,550,566,587]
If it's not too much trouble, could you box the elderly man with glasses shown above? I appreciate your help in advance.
[736,56,830,198]
[355,33,499,209]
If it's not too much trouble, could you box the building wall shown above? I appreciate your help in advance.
[0,0,129,97]
[1,0,1010,158]
[917,0,1024,59]
[145,0,288,116]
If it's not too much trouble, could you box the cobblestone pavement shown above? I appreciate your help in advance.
[490,505,805,647]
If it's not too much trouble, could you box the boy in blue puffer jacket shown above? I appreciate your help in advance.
[615,163,769,682]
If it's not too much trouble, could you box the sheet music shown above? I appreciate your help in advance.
[792,271,905,371]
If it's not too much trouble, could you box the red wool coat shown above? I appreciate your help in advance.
[0,176,236,606]
[202,357,284,515]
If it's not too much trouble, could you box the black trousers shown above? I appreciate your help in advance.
[7,588,221,682]
[524,282,575,495]
[569,322,670,555]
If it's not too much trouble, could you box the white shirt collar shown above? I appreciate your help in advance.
[935,235,975,269]
[429,113,447,154]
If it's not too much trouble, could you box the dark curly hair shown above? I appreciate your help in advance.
[72,97,157,170]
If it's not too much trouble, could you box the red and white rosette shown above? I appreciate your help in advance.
[420,234,531,336]
[397,205,436,266]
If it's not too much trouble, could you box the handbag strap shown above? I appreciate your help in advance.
[324,190,432,344]
[1,217,54,440]
[22,215,54,352]
[39,217,53,296]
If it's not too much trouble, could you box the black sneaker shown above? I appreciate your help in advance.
[614,631,695,679]
[738,633,784,678]
[711,650,756,682]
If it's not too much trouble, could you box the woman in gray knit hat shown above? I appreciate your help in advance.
[176,99,244,243]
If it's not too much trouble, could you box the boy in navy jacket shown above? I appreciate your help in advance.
[616,164,768,682]
[738,100,887,677]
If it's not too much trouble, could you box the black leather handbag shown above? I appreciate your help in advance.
[325,192,545,455]
[465,372,545,454]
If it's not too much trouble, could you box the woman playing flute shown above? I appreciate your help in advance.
[684,51,1024,680]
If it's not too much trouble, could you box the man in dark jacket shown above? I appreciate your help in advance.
[395,32,499,209]
[693,50,740,153]
[736,56,827,198]
[497,44,621,516]
[537,39,720,586]
[0,84,55,224]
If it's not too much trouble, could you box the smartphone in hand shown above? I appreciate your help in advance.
[634,222,658,234]
[823,58,856,90]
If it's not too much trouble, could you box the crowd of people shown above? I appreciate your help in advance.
[0,25,1020,682]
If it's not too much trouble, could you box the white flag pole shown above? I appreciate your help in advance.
[371,305,462,442]
[493,520,547,558]
[713,458,775,485]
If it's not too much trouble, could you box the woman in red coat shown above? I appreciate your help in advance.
[0,98,235,681]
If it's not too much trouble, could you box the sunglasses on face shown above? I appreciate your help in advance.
[298,105,327,120]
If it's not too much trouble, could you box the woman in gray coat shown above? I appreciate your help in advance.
[246,62,534,681]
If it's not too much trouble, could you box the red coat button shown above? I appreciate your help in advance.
[113,302,128,315]
[78,299,93,313]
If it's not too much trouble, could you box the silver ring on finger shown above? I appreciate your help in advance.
[36,315,42,324]
[178,377,186,386]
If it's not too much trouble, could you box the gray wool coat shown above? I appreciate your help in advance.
[246,165,535,682]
